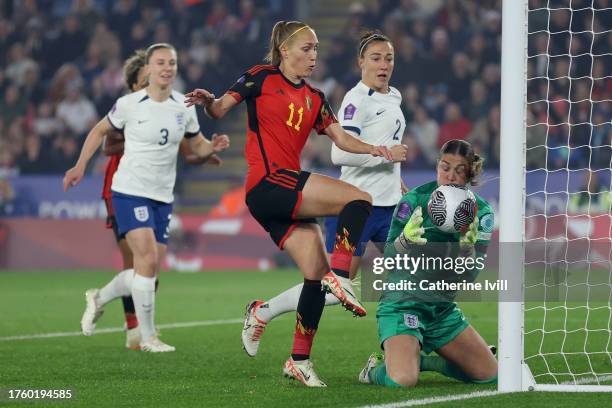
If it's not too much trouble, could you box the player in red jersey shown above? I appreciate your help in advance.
[186,21,407,386]
[102,50,222,349]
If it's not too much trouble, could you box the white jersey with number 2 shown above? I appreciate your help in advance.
[331,81,406,206]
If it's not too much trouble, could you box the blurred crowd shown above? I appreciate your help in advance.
[304,0,506,170]
[0,0,291,177]
[526,0,611,173]
[0,0,609,181]
[303,0,610,174]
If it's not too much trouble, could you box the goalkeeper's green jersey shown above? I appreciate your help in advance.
[380,181,495,304]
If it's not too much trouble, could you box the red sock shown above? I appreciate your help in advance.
[291,313,316,359]
[291,279,326,360]
[331,200,372,278]
[125,313,138,330]
[330,228,355,278]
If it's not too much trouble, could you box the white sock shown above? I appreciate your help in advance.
[324,292,341,306]
[131,274,156,341]
[255,283,340,322]
[98,269,134,306]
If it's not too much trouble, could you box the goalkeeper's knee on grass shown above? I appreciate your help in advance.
[370,363,417,388]
[420,355,497,384]
[367,354,498,388]
[471,375,497,384]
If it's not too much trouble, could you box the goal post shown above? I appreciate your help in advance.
[498,0,529,393]
[499,0,612,393]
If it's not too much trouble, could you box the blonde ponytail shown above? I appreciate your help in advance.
[265,21,310,65]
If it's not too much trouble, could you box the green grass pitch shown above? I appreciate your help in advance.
[1,270,610,407]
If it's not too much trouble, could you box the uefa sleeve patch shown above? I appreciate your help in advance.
[404,313,419,329]
[480,213,495,233]
[396,201,411,221]
[344,103,357,120]
[477,231,492,241]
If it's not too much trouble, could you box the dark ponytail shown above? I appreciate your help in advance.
[358,29,391,57]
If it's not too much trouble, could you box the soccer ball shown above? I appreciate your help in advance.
[427,184,477,233]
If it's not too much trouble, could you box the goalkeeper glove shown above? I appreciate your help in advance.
[402,206,427,245]
[394,207,427,253]
[460,216,479,248]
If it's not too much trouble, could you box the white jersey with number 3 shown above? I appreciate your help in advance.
[331,81,405,206]
[107,89,200,203]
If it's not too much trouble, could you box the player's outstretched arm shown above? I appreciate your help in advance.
[63,117,114,192]
[184,90,238,120]
[180,136,226,165]
[187,132,230,161]
[331,142,409,167]
[324,122,394,161]
[179,139,222,165]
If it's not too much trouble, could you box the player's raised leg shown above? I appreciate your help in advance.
[243,183,394,357]
[298,173,371,317]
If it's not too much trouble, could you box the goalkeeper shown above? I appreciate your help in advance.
[359,139,498,387]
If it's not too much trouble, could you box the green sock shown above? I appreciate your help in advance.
[472,376,497,384]
[369,363,403,387]
[420,355,497,384]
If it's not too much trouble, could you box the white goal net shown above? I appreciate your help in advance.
[500,0,611,391]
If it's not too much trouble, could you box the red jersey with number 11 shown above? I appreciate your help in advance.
[227,65,337,191]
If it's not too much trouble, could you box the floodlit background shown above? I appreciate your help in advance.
[0,0,610,406]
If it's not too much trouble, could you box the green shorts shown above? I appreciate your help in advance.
[376,301,469,354]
